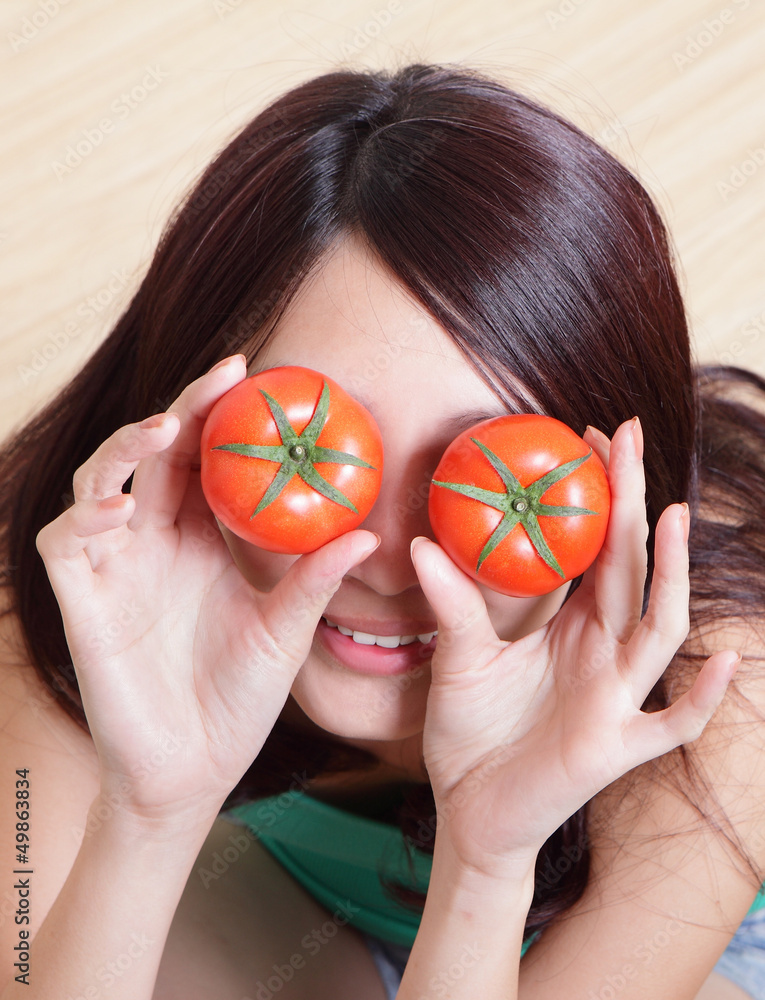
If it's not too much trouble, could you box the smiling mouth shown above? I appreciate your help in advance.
[321,616,438,648]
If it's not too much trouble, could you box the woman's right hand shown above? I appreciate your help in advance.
[35,354,380,824]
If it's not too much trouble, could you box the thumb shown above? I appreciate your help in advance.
[410,536,503,677]
[263,529,381,665]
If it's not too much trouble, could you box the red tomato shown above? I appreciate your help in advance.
[200,366,383,554]
[428,414,611,597]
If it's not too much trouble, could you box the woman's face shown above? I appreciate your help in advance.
[218,237,572,773]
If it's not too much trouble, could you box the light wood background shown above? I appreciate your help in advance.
[2,0,764,441]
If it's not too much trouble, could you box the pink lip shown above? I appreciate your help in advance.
[315,618,435,676]
[321,612,439,637]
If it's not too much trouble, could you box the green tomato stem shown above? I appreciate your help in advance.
[432,438,598,576]
[211,381,376,518]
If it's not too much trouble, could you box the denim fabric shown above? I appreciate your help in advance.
[712,905,765,999]
[362,933,410,999]
[363,906,765,1000]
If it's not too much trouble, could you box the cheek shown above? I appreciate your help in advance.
[218,522,298,590]
[482,582,572,641]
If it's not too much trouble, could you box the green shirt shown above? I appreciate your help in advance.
[227,788,765,956]
[227,788,540,955]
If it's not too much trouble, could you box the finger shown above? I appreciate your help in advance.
[409,536,504,677]
[629,648,740,763]
[592,416,648,642]
[260,529,382,668]
[567,425,612,606]
[35,493,136,601]
[623,502,690,702]
[583,424,611,470]
[128,354,248,530]
[72,412,181,502]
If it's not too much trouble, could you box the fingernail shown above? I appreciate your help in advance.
[139,413,168,430]
[410,536,428,559]
[208,354,245,374]
[361,532,381,556]
[726,651,742,678]
[630,416,643,459]
[679,502,690,543]
[98,493,128,510]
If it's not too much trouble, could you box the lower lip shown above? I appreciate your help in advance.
[315,618,435,676]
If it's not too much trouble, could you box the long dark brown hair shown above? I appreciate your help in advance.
[2,62,765,943]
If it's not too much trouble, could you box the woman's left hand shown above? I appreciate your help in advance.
[410,416,741,878]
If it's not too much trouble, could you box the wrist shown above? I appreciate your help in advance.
[397,831,536,999]
[429,832,538,914]
[89,789,223,846]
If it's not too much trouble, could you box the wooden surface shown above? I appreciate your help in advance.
[1,0,764,439]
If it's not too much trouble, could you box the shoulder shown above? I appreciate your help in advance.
[0,602,98,775]
[0,603,103,988]
[0,607,387,996]
[520,618,765,997]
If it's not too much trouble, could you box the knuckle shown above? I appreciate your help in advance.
[452,605,483,635]
[594,543,625,572]
[35,522,52,556]
[679,613,691,641]
[264,610,309,662]
[680,717,707,746]
[35,511,69,560]
[71,462,97,496]
[253,621,286,663]
[72,423,142,498]
[648,613,689,646]
[119,420,144,453]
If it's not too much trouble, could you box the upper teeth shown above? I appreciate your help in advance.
[323,618,437,647]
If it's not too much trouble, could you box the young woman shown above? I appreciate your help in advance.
[2,62,765,1000]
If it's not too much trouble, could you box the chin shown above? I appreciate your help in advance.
[289,653,431,742]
